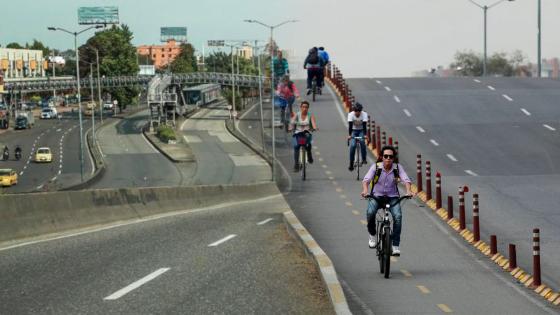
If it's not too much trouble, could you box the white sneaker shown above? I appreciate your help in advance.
[368,235,376,249]
[392,246,401,256]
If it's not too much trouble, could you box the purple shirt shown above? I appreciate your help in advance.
[362,163,411,197]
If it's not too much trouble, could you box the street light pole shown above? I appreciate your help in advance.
[95,48,103,121]
[466,0,515,76]
[89,63,95,146]
[244,19,298,181]
[48,25,102,182]
[537,0,542,78]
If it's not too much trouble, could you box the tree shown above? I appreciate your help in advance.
[27,39,51,56]
[510,50,528,76]
[169,43,197,73]
[450,51,483,76]
[487,52,513,76]
[6,42,23,49]
[205,51,258,75]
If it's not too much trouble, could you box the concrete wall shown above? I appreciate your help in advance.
[0,183,278,243]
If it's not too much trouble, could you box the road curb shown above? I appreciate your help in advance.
[283,210,351,315]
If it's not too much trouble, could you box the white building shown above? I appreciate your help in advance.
[0,48,46,79]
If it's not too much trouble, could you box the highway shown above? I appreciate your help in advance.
[0,111,94,193]
[237,80,557,314]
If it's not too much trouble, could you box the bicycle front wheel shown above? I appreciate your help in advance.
[300,147,306,181]
[355,143,361,181]
[383,227,392,278]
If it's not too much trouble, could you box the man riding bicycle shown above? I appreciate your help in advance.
[361,145,415,256]
[272,50,290,87]
[289,100,318,171]
[303,47,326,95]
[348,102,368,171]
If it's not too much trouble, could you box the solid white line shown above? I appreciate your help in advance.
[502,94,513,102]
[520,108,531,116]
[257,218,273,225]
[208,234,237,247]
[487,85,495,91]
[543,124,556,131]
[141,132,160,154]
[394,96,401,103]
[430,139,439,146]
[465,170,478,176]
[104,268,170,300]
[447,154,458,162]
[403,109,411,117]
[473,79,481,83]
[384,86,391,92]
[416,126,426,133]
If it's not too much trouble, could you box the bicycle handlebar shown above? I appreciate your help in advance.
[363,195,412,206]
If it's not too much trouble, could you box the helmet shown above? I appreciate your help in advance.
[353,102,363,112]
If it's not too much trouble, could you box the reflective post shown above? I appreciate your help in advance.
[473,193,480,242]
[425,161,432,201]
[532,228,541,287]
[416,154,423,192]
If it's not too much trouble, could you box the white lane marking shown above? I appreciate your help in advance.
[430,139,439,146]
[375,80,382,85]
[104,268,170,301]
[543,124,556,131]
[520,108,531,116]
[51,176,57,182]
[37,184,44,190]
[384,86,391,92]
[416,126,426,133]
[403,109,411,117]
[56,128,62,132]
[58,170,62,175]
[19,171,24,176]
[474,79,481,83]
[487,85,495,91]
[141,132,160,154]
[208,234,237,247]
[465,170,479,176]
[394,96,401,103]
[447,154,458,162]
[257,218,273,225]
[502,94,513,102]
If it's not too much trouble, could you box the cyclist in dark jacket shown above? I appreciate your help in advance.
[303,47,326,95]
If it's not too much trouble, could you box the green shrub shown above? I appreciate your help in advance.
[156,125,177,143]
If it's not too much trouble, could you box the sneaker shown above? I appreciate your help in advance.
[368,235,376,249]
[348,163,354,171]
[318,87,322,95]
[362,160,367,165]
[293,164,300,172]
[306,89,312,95]
[392,246,401,256]
[308,156,314,164]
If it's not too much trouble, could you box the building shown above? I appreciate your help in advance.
[0,48,47,79]
[137,40,182,69]
[238,45,253,60]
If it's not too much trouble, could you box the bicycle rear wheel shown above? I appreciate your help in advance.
[355,143,361,181]
[300,147,306,181]
[312,80,317,102]
[383,226,392,278]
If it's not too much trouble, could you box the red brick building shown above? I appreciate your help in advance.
[137,40,182,69]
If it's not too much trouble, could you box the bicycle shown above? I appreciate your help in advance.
[294,130,312,180]
[348,136,365,180]
[364,195,411,279]
[311,76,318,102]
[274,96,290,131]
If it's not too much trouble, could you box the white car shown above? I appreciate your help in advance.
[40,108,58,119]
[103,102,114,110]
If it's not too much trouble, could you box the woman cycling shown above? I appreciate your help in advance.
[289,100,318,171]
[276,75,300,123]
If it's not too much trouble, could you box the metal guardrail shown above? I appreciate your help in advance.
[4,72,263,92]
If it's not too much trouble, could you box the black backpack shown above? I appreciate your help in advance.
[308,51,319,64]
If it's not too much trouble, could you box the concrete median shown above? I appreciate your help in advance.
[0,182,278,243]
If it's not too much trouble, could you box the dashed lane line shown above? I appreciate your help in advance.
[104,268,170,301]
[521,108,531,116]
[487,85,496,91]
[352,211,360,216]
[430,139,439,146]
[336,188,343,193]
[465,170,478,176]
[502,94,513,102]
[208,234,237,247]
[437,304,453,313]
[403,109,412,117]
[446,154,458,162]
[375,80,382,85]
[474,79,481,83]
[543,124,556,131]
[417,285,431,294]
[257,218,273,225]
[401,270,412,277]
[394,96,401,103]
[360,220,367,225]
[345,202,353,207]
[416,126,426,133]
[384,86,392,92]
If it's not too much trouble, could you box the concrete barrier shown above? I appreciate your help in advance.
[0,182,278,243]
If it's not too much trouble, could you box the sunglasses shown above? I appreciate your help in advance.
[383,154,394,159]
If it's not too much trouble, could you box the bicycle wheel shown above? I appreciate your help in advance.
[301,147,306,181]
[355,142,361,181]
[383,226,392,278]
[377,222,384,274]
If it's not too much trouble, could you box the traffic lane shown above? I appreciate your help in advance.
[0,195,333,315]
[477,77,560,91]
[277,85,553,314]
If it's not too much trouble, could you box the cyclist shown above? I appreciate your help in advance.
[272,50,290,86]
[360,145,415,256]
[276,75,300,120]
[14,145,22,160]
[289,100,318,171]
[303,47,326,95]
[348,102,368,171]
[318,47,330,88]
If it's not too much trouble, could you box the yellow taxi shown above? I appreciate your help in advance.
[84,102,97,116]
[35,147,53,163]
[0,169,18,187]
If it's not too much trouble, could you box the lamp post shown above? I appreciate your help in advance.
[48,25,102,182]
[81,59,97,146]
[244,19,298,181]
[466,0,515,76]
[537,0,542,78]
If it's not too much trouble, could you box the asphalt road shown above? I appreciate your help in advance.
[237,80,557,314]
[0,111,93,193]
[348,77,560,291]
[0,194,334,315]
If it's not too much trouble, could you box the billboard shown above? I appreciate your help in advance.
[78,7,119,25]
[161,27,187,42]
[207,40,225,47]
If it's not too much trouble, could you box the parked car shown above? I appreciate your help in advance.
[0,168,18,187]
[35,147,53,163]
[103,102,114,110]
[40,108,58,119]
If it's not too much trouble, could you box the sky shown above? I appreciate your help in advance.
[1,0,559,77]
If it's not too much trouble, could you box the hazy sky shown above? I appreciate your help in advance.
[1,0,559,77]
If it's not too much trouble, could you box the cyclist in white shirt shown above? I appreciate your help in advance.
[347,103,368,171]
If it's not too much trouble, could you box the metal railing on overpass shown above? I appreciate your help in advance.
[4,72,263,92]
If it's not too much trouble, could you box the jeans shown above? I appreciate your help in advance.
[366,197,403,246]
[292,132,312,164]
[279,96,295,123]
[307,68,323,89]
[349,130,367,164]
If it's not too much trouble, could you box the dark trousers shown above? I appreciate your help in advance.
[307,68,323,89]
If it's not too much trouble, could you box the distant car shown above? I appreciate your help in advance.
[35,147,53,163]
[0,168,18,187]
[103,102,114,110]
[40,108,58,119]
